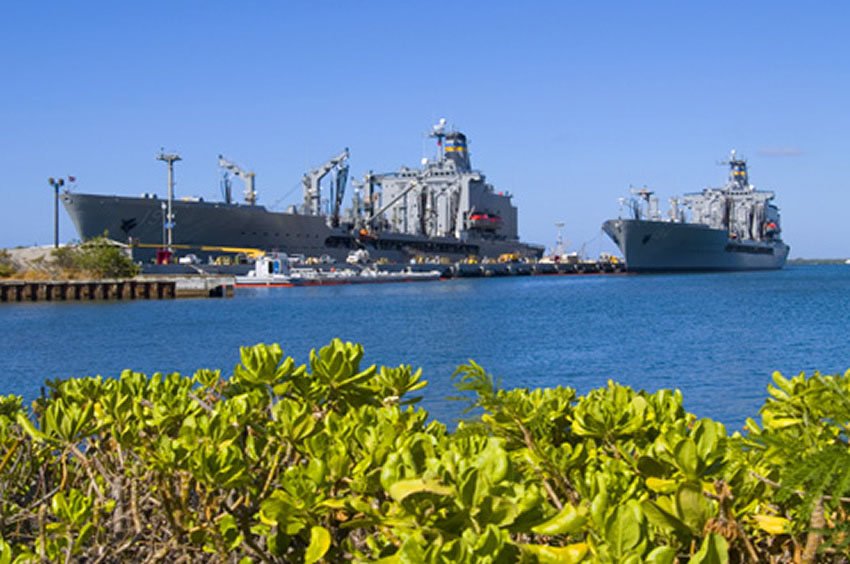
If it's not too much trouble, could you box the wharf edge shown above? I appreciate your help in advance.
[0,277,234,302]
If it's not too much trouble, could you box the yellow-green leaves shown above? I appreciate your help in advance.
[675,483,713,534]
[51,489,93,529]
[0,537,11,564]
[531,503,588,535]
[690,533,728,564]
[645,477,678,494]
[234,343,295,387]
[520,541,588,563]
[3,346,850,562]
[304,526,331,564]
[752,514,791,535]
[645,545,677,564]
[42,398,96,443]
[572,382,650,440]
[388,478,453,502]
[15,411,46,442]
[674,438,698,479]
[605,501,645,560]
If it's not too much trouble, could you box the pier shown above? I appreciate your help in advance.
[377,259,625,279]
[0,260,622,302]
[0,277,234,303]
[446,260,623,278]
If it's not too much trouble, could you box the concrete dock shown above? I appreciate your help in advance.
[0,277,234,303]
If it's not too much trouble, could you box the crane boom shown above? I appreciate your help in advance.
[218,155,257,205]
[368,180,419,224]
[302,148,349,217]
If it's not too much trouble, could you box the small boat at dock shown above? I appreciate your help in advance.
[235,255,442,288]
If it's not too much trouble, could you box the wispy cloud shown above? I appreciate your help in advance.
[757,147,804,157]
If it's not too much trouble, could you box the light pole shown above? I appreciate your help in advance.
[156,151,181,251]
[48,177,65,248]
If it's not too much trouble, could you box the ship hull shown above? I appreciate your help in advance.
[602,219,789,272]
[62,193,543,262]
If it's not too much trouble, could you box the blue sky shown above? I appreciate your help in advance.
[1,1,847,258]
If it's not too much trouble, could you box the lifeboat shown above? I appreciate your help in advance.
[468,213,502,231]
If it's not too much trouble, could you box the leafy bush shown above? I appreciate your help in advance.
[50,235,139,278]
[0,249,15,278]
[0,341,848,562]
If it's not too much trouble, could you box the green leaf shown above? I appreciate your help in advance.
[674,438,698,479]
[304,526,331,564]
[531,504,588,536]
[689,533,728,564]
[590,487,609,528]
[519,542,588,563]
[387,478,452,502]
[646,477,678,494]
[646,545,677,564]
[770,371,793,395]
[15,412,47,442]
[675,483,712,533]
[0,538,12,564]
[641,499,691,537]
[476,437,508,485]
[637,456,667,478]
[752,514,791,535]
[693,419,723,461]
[51,492,69,521]
[605,503,642,557]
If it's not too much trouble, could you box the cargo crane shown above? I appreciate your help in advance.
[302,149,349,225]
[218,155,257,205]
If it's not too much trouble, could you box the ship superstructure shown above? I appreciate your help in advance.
[347,119,518,244]
[603,151,789,272]
[61,120,543,262]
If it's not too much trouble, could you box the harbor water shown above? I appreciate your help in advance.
[1,265,848,430]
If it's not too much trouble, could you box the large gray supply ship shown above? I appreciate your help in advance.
[62,120,544,262]
[602,151,789,272]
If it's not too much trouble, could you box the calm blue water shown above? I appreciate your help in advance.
[1,265,848,429]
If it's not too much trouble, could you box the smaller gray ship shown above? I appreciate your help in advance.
[603,151,790,272]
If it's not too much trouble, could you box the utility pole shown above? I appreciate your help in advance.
[48,177,65,248]
[156,151,181,250]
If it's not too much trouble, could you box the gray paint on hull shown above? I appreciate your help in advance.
[602,219,789,272]
[62,193,543,262]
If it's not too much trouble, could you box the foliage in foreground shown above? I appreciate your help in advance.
[50,234,139,278]
[1,340,849,562]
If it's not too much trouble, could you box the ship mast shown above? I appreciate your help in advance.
[554,222,566,257]
[430,118,447,161]
[156,150,181,250]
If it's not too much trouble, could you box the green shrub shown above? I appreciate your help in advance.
[51,235,139,278]
[0,341,848,562]
[0,250,15,278]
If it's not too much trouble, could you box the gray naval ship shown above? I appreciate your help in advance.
[62,119,544,262]
[602,151,789,272]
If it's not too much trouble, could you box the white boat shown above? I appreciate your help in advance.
[235,255,442,287]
